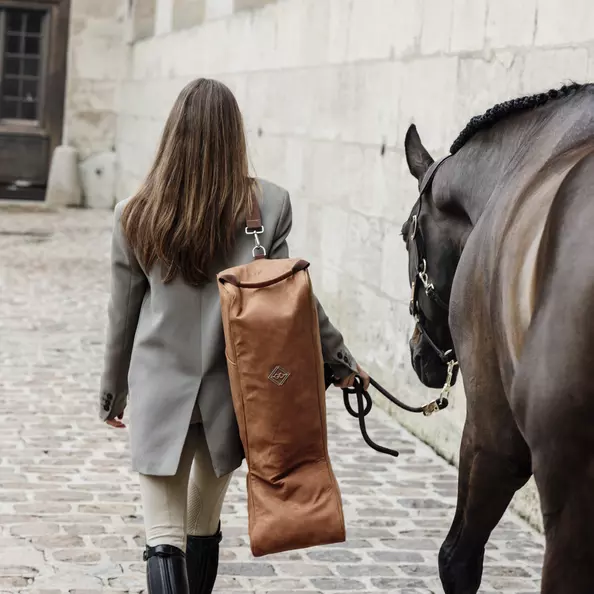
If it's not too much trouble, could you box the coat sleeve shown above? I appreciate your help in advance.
[99,201,148,421]
[270,192,357,381]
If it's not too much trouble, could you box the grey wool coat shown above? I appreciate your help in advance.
[99,179,357,477]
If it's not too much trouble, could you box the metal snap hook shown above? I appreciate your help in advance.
[252,245,267,258]
[418,259,433,291]
[249,227,266,258]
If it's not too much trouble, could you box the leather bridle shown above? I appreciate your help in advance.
[324,156,461,457]
[407,155,457,367]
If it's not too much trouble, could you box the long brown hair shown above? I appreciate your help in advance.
[121,78,255,286]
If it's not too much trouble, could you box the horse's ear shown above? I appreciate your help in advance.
[405,124,434,181]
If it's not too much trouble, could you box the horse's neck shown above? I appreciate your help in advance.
[455,96,594,224]
[454,100,594,367]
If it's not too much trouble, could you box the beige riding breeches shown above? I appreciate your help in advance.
[138,423,233,551]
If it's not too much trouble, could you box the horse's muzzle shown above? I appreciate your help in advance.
[409,331,457,390]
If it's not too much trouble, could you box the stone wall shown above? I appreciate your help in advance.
[62,0,127,207]
[113,0,594,529]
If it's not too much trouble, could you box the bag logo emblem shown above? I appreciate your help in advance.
[268,366,290,386]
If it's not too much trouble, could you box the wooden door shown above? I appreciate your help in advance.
[0,0,69,201]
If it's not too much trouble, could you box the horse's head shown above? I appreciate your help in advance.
[402,125,467,389]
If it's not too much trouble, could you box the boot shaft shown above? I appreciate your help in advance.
[145,544,190,594]
[186,530,222,594]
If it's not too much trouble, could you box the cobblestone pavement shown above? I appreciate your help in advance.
[0,207,544,594]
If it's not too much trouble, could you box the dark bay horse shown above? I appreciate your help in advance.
[401,83,594,594]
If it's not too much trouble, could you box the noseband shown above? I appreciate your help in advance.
[408,156,458,385]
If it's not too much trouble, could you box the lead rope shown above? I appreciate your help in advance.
[342,361,458,458]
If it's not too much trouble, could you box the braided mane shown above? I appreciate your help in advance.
[450,83,589,154]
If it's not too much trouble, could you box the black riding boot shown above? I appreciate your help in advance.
[186,527,222,594]
[144,544,190,594]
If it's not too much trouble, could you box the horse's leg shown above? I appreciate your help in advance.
[514,368,594,593]
[534,443,594,594]
[439,381,532,594]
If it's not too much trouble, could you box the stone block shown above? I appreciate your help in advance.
[523,48,589,94]
[272,0,304,69]
[10,523,61,538]
[172,0,205,31]
[347,0,397,62]
[245,71,311,137]
[358,147,402,222]
[456,52,524,137]
[206,0,233,19]
[535,0,594,46]
[343,212,384,288]
[275,562,334,577]
[70,14,124,40]
[327,0,352,64]
[133,0,156,40]
[391,0,423,58]
[80,151,117,209]
[298,0,331,68]
[67,110,118,159]
[338,564,396,577]
[213,15,244,71]
[242,4,278,71]
[320,205,349,268]
[486,0,537,48]
[399,56,459,154]
[219,562,276,576]
[45,146,83,208]
[311,577,366,590]
[305,66,345,141]
[234,0,275,12]
[377,150,418,224]
[246,135,288,188]
[302,141,365,210]
[334,62,402,147]
[587,52,594,83]
[128,42,159,81]
[71,0,124,19]
[420,0,453,55]
[308,549,362,563]
[70,35,124,82]
[285,189,308,256]
[303,201,323,263]
[115,170,142,202]
[33,571,103,591]
[369,550,425,563]
[381,220,411,305]
[155,0,173,34]
[450,0,487,52]
[280,137,305,198]
[66,80,117,114]
[0,543,45,569]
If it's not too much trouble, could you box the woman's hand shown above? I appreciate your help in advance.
[106,414,126,429]
[336,364,371,391]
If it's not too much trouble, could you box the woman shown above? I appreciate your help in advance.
[100,78,369,594]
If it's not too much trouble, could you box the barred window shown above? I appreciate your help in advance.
[0,7,47,122]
